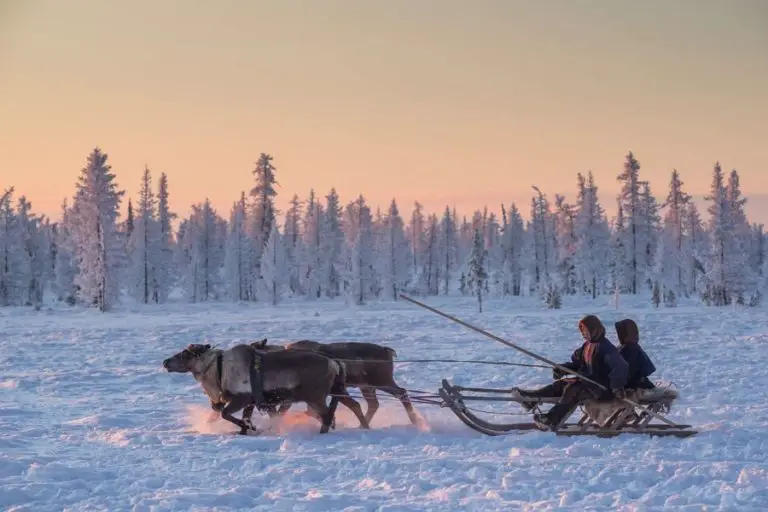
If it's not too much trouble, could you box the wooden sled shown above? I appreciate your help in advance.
[439,379,697,438]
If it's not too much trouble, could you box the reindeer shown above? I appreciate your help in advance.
[251,339,419,426]
[163,343,368,434]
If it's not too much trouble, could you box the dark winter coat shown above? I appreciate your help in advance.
[559,315,628,390]
[615,319,656,389]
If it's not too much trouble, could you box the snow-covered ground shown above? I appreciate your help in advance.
[2,295,768,511]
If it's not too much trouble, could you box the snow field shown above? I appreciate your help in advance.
[2,295,768,511]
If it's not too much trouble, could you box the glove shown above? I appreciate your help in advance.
[553,369,564,380]
[612,388,626,400]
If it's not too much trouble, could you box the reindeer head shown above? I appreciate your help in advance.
[163,343,212,373]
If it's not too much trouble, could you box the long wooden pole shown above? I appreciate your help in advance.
[399,293,679,427]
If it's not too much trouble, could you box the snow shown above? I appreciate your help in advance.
[2,295,768,511]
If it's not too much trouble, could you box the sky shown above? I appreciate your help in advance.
[1,0,766,225]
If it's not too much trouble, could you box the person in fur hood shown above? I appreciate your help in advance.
[614,318,656,390]
[518,314,629,430]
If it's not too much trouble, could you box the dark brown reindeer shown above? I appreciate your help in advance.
[245,344,370,431]
[163,342,367,434]
[251,339,420,426]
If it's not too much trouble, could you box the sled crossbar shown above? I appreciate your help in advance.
[439,379,698,438]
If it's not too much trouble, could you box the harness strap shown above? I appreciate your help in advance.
[250,352,265,405]
[215,351,223,397]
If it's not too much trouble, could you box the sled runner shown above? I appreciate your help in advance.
[439,378,697,438]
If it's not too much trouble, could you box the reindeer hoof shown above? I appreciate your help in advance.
[237,427,261,436]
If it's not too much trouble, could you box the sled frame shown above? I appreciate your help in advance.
[439,379,697,438]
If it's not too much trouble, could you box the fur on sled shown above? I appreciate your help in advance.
[582,383,680,426]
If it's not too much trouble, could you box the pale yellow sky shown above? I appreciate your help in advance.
[1,0,766,223]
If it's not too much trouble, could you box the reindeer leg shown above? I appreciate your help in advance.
[303,404,323,426]
[334,386,369,429]
[326,395,341,433]
[381,385,419,425]
[306,400,334,434]
[207,400,224,423]
[361,386,379,425]
[242,404,256,430]
[302,403,335,428]
[220,394,256,435]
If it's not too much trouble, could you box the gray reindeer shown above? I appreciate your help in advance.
[163,342,367,434]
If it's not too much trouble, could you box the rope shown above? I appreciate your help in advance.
[321,390,528,414]
[462,406,531,416]
[327,357,550,369]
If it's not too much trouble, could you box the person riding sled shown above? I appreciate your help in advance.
[614,318,656,390]
[516,314,629,430]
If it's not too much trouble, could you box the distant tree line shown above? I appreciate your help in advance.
[0,148,764,312]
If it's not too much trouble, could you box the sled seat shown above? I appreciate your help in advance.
[576,386,680,430]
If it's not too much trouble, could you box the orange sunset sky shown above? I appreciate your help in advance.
[1,0,766,224]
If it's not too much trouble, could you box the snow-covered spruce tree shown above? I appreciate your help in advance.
[379,199,410,300]
[702,162,730,306]
[125,199,135,239]
[761,252,768,302]
[750,224,765,303]
[683,201,707,294]
[68,148,125,311]
[16,196,48,307]
[616,151,643,294]
[529,186,555,296]
[259,217,287,305]
[301,189,325,299]
[553,194,577,295]
[573,172,611,299]
[248,153,279,298]
[438,206,457,295]
[750,224,765,281]
[545,281,563,309]
[178,199,226,302]
[54,200,77,303]
[638,181,661,292]
[407,201,427,293]
[651,281,662,307]
[322,188,344,298]
[282,194,304,297]
[725,169,756,303]
[0,188,25,306]
[154,172,175,303]
[484,210,503,295]
[458,214,475,268]
[342,195,375,305]
[370,207,385,299]
[653,170,691,296]
[128,166,160,304]
[610,198,630,294]
[224,192,252,301]
[500,202,526,296]
[40,217,56,296]
[465,227,488,312]
[423,213,441,295]
[651,209,676,304]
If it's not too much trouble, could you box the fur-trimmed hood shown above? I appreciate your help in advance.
[615,318,639,345]
[578,315,606,341]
